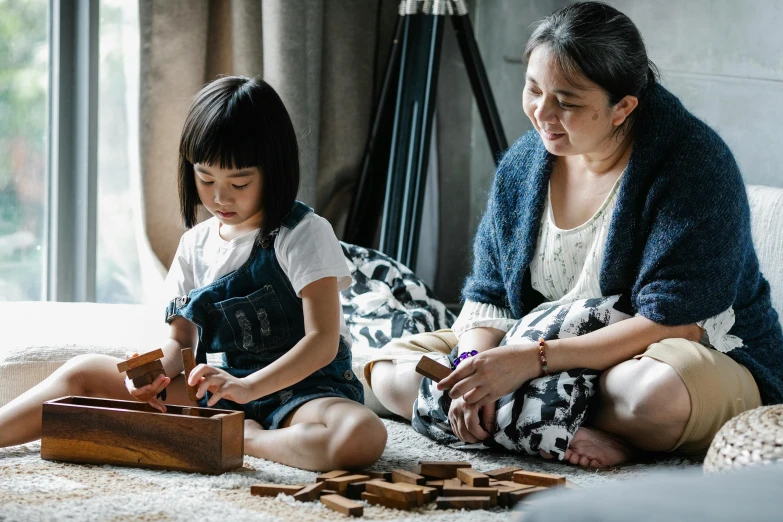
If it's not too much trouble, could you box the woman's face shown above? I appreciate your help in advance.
[522,46,637,157]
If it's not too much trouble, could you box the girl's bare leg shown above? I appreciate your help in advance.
[368,360,423,420]
[243,397,387,471]
[0,354,196,448]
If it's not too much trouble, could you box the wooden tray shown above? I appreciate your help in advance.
[41,396,243,474]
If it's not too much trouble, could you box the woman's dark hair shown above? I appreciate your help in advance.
[524,1,659,134]
[178,76,299,239]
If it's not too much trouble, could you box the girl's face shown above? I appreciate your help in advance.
[194,163,264,232]
[522,46,638,157]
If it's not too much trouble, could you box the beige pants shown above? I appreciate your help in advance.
[364,330,761,455]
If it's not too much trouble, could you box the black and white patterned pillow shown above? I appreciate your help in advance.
[339,242,456,350]
[412,294,633,460]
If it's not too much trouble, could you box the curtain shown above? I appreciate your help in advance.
[138,0,398,270]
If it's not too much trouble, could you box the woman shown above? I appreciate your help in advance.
[366,1,783,468]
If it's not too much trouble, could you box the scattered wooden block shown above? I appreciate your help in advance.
[425,480,445,492]
[292,482,325,502]
[436,496,491,510]
[512,470,566,488]
[346,480,372,500]
[391,468,425,485]
[131,368,166,388]
[181,347,199,401]
[117,349,164,373]
[126,359,164,379]
[418,461,471,479]
[442,486,498,507]
[496,480,536,490]
[443,478,462,488]
[495,484,530,507]
[361,491,410,510]
[484,466,522,481]
[324,474,371,493]
[321,494,363,517]
[386,482,425,506]
[365,481,418,506]
[507,486,548,506]
[365,470,393,482]
[320,489,338,497]
[316,470,349,482]
[415,356,453,383]
[456,467,489,487]
[250,484,304,497]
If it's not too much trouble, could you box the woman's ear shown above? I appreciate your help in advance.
[612,95,639,127]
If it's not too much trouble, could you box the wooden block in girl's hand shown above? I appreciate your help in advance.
[117,349,164,373]
[361,491,411,510]
[316,470,349,482]
[324,474,370,493]
[456,467,489,487]
[131,369,166,388]
[126,360,163,379]
[292,482,325,502]
[436,496,492,510]
[512,470,566,487]
[484,466,522,481]
[391,469,425,485]
[320,494,363,517]
[415,356,453,383]
[250,484,304,497]
[181,347,199,401]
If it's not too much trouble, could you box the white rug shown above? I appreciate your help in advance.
[0,418,699,521]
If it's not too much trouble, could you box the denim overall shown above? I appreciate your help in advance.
[165,201,363,428]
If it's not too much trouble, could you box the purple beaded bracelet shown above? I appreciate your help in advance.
[453,349,479,368]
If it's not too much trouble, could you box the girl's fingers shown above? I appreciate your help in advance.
[463,386,490,405]
[437,362,472,391]
[448,373,481,400]
[196,377,213,399]
[188,364,217,386]
[464,407,488,441]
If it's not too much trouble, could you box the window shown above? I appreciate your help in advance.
[0,0,50,301]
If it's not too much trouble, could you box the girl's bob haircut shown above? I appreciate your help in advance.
[178,76,299,240]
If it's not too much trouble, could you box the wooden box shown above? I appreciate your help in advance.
[41,396,243,474]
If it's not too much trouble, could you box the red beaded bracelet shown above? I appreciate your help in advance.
[538,337,550,376]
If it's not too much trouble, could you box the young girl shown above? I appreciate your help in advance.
[0,76,387,471]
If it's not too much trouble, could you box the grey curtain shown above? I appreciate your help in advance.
[139,0,397,269]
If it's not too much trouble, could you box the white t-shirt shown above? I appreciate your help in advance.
[164,212,353,347]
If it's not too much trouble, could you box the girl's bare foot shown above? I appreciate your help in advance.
[540,427,636,468]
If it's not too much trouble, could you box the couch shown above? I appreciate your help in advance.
[1,185,782,416]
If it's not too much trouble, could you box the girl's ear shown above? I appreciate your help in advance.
[611,95,639,127]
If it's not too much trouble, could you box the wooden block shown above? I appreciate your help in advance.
[365,470,392,481]
[443,478,462,488]
[384,482,425,506]
[360,492,410,511]
[292,482,325,502]
[250,484,304,497]
[513,470,566,487]
[320,494,363,517]
[415,356,452,383]
[436,496,491,510]
[126,360,164,379]
[41,396,243,474]
[345,480,371,500]
[365,481,418,505]
[320,489,338,497]
[316,470,350,482]
[425,480,444,492]
[507,486,548,506]
[131,368,166,388]
[117,349,164,373]
[418,461,471,479]
[442,486,498,507]
[495,484,530,507]
[456,467,489,487]
[496,480,536,490]
[391,468,425,485]
[484,466,522,481]
[419,485,437,503]
[181,347,199,401]
[324,474,371,493]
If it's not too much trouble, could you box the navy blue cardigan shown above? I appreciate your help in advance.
[463,84,783,405]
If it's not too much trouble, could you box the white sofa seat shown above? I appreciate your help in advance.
[1,185,781,413]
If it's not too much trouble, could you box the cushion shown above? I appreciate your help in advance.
[747,185,783,326]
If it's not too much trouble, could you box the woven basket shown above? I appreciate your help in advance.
[704,405,783,473]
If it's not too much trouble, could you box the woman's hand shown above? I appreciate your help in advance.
[438,344,538,407]
[448,396,497,443]
[188,364,255,406]
[126,374,171,413]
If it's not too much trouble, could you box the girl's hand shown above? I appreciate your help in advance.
[448,396,496,443]
[188,364,254,406]
[126,374,171,413]
[437,344,538,407]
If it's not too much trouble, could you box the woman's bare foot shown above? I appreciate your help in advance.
[540,427,636,468]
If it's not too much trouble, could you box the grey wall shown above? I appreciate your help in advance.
[433,0,783,305]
